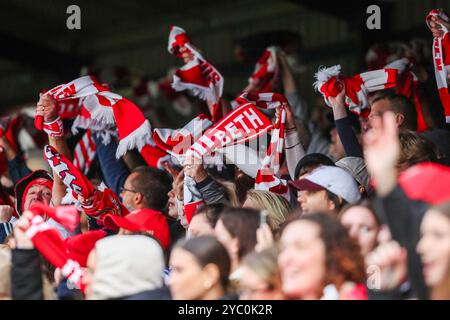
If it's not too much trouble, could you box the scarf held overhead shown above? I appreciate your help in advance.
[248,46,279,93]
[38,76,153,159]
[168,26,224,121]
[426,9,450,123]
[313,65,398,117]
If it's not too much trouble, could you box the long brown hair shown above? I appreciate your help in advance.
[282,212,366,291]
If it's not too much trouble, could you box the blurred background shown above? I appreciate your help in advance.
[0,0,448,124]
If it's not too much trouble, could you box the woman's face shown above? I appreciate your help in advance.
[188,213,215,238]
[239,265,282,300]
[340,206,380,256]
[278,220,326,299]
[214,219,238,262]
[168,248,210,300]
[417,209,450,288]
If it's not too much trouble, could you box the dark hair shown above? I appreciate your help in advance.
[193,204,225,228]
[325,190,348,213]
[398,131,439,169]
[372,91,418,131]
[294,154,335,179]
[131,166,171,212]
[177,235,231,290]
[219,207,260,260]
[339,199,381,225]
[282,212,366,289]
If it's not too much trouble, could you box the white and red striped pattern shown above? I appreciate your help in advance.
[43,116,64,137]
[313,65,398,116]
[248,95,289,198]
[385,58,427,131]
[21,211,85,292]
[186,103,273,159]
[234,91,287,109]
[168,26,224,121]
[249,46,279,93]
[58,99,82,120]
[153,114,212,157]
[73,130,97,175]
[42,76,153,160]
[426,9,450,123]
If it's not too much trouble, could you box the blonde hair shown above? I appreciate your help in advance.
[241,246,281,290]
[0,246,11,299]
[245,190,291,231]
[218,180,240,207]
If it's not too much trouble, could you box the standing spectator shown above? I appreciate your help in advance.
[168,236,231,300]
[278,213,367,299]
[238,246,284,300]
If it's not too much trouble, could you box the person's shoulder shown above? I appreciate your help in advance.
[121,286,172,300]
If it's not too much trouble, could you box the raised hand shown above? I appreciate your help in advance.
[328,85,347,120]
[37,94,58,123]
[363,111,399,196]
[428,14,450,38]
[0,205,14,223]
[365,240,407,291]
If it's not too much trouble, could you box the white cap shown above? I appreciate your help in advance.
[290,165,361,204]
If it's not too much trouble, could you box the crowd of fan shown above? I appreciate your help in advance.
[0,9,449,300]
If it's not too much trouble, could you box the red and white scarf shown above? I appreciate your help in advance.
[235,92,289,198]
[314,65,398,117]
[153,114,213,157]
[139,144,172,170]
[185,102,273,159]
[21,203,85,291]
[58,99,82,120]
[40,76,153,159]
[44,145,129,229]
[153,114,213,220]
[73,130,97,175]
[168,26,224,121]
[426,9,450,123]
[248,46,279,93]
[385,58,428,132]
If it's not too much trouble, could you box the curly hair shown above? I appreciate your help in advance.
[283,212,366,290]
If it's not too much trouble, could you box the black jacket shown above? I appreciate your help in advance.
[373,185,429,299]
[11,249,43,300]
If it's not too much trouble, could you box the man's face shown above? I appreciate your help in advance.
[367,99,392,131]
[167,188,179,218]
[297,189,332,215]
[120,172,140,212]
[24,181,52,210]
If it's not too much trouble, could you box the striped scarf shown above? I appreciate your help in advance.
[313,65,398,117]
[426,9,450,123]
[168,26,224,121]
